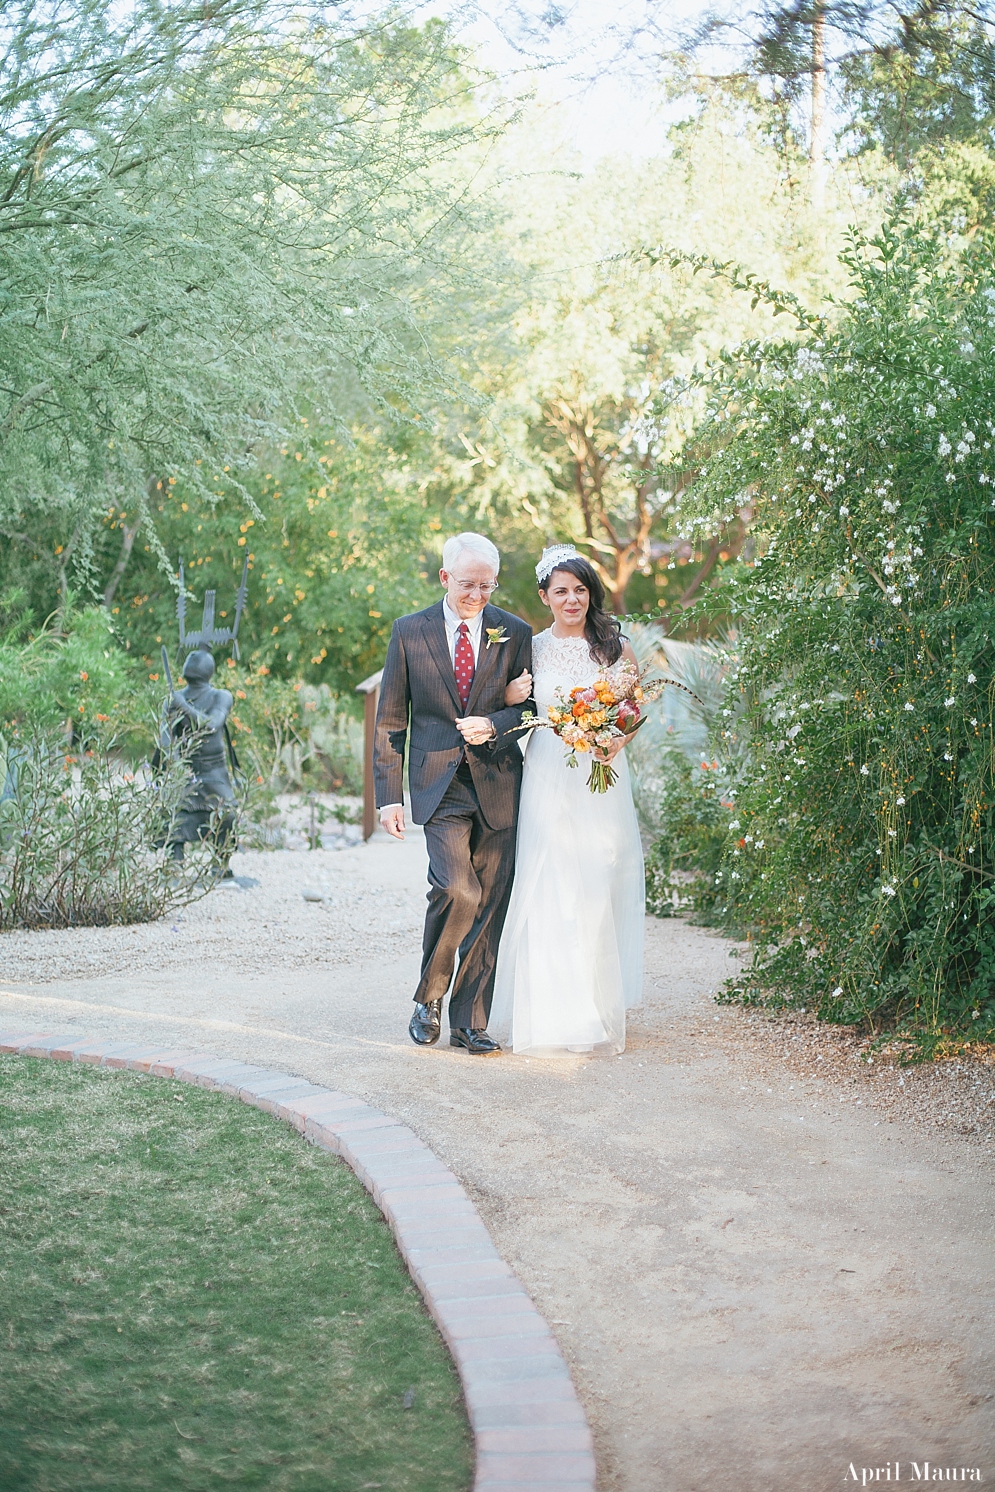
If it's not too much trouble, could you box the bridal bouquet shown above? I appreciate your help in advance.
[519,662,690,794]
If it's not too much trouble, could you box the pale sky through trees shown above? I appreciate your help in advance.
[419,0,860,165]
[423,0,703,162]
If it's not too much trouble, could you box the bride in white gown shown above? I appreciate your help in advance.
[490,546,644,1057]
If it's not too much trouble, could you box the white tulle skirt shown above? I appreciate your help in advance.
[490,731,644,1057]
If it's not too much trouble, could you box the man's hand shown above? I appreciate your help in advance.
[380,804,405,840]
[455,716,497,746]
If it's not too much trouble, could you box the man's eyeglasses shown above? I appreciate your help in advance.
[454,580,499,596]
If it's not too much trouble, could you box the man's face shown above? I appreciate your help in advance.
[440,553,498,620]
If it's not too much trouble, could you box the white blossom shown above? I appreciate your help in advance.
[795,346,824,377]
[904,701,915,711]
[938,433,952,456]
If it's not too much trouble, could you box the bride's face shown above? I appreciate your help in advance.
[540,570,589,629]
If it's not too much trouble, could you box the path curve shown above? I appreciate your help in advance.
[1,829,993,1491]
[1,1032,595,1492]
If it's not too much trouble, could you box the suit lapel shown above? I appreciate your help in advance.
[465,604,502,714]
[421,601,462,711]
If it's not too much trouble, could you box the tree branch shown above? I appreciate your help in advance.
[102,516,143,608]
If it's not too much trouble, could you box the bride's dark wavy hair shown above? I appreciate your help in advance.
[539,556,623,667]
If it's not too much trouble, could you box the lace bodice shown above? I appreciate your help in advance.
[531,629,628,711]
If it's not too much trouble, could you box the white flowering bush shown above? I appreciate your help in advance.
[676,220,995,1054]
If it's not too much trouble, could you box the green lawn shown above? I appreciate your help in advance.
[0,1055,473,1492]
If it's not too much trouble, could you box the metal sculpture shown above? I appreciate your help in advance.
[156,554,248,878]
[177,551,249,658]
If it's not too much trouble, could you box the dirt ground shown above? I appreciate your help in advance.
[2,829,993,1492]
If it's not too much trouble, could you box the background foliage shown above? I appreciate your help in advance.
[0,0,500,637]
[670,219,995,1052]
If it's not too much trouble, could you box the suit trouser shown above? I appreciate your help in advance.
[416,762,516,1030]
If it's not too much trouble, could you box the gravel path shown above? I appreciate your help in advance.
[2,830,993,1492]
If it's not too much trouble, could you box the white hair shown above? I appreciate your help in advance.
[442,531,500,575]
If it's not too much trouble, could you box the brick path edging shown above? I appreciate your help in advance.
[0,1030,596,1492]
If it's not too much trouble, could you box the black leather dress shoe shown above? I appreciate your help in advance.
[409,1000,443,1046]
[449,1028,502,1056]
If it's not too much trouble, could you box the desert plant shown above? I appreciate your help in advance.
[675,217,995,1053]
[0,729,224,929]
[227,674,364,795]
[0,606,154,749]
[624,625,744,918]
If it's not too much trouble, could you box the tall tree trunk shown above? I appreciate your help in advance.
[103,475,158,608]
[810,1,827,209]
[102,516,142,607]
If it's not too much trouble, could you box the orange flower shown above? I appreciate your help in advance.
[572,702,587,718]
[574,737,591,752]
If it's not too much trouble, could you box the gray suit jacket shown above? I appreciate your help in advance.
[373,601,534,830]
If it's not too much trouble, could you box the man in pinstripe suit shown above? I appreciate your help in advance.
[374,533,534,1054]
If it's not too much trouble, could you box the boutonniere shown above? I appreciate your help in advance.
[485,626,510,649]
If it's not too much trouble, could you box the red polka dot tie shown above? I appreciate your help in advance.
[454,621,475,709]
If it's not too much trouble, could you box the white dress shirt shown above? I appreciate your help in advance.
[442,597,484,664]
[380,600,490,816]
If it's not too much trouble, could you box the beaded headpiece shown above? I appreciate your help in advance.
[535,544,580,585]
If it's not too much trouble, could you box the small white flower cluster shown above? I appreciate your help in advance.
[880,532,920,603]
[793,346,824,380]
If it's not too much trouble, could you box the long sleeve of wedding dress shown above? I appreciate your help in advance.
[490,630,644,1057]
